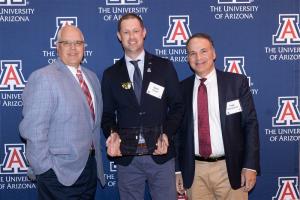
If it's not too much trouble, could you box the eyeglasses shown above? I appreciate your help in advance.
[57,40,86,48]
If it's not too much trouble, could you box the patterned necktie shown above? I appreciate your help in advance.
[76,69,95,121]
[198,78,212,158]
[130,60,142,104]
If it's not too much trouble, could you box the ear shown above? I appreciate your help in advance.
[142,28,147,39]
[212,47,217,61]
[117,32,121,41]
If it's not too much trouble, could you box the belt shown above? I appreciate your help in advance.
[195,155,225,162]
[137,143,147,148]
[89,149,95,156]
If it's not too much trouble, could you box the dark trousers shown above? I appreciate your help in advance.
[36,154,97,200]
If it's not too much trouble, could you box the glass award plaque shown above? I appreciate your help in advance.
[119,125,162,156]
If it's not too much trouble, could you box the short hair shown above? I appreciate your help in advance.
[117,13,144,32]
[56,25,84,45]
[186,33,214,49]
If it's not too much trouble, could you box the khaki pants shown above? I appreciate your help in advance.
[187,160,248,200]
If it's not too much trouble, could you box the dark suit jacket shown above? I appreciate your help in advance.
[175,69,260,190]
[101,52,184,166]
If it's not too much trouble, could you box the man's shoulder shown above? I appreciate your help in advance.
[180,75,194,85]
[29,61,59,77]
[146,52,171,64]
[216,69,246,81]
[103,57,124,74]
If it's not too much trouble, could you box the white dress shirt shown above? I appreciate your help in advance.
[193,68,224,157]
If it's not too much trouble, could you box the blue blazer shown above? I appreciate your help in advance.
[19,58,105,186]
[101,52,184,166]
[176,69,260,190]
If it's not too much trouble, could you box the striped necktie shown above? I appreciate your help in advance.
[76,69,95,121]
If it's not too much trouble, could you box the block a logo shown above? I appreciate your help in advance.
[50,17,78,49]
[218,0,253,4]
[0,0,26,6]
[273,14,300,45]
[163,15,192,47]
[224,57,246,74]
[106,0,141,5]
[273,177,300,200]
[272,96,300,127]
[224,56,251,86]
[0,60,26,91]
[0,144,28,174]
[110,161,117,172]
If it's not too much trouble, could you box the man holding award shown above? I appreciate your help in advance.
[101,13,184,199]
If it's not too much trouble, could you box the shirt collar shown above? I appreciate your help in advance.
[125,50,145,63]
[195,68,216,84]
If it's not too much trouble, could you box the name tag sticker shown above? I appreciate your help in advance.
[146,82,164,99]
[226,99,242,115]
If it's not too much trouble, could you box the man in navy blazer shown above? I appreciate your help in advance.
[101,13,183,199]
[175,33,260,200]
[20,25,105,199]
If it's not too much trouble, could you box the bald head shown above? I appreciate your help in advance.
[56,25,85,68]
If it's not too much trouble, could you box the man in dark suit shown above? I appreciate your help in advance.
[175,33,260,200]
[101,13,183,199]
[19,25,105,199]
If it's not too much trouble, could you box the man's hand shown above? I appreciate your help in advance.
[106,132,122,157]
[153,133,169,155]
[176,173,185,194]
[241,168,257,192]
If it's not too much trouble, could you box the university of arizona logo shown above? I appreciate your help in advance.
[273,177,300,200]
[0,144,28,174]
[106,0,141,5]
[218,0,253,3]
[0,0,26,6]
[272,96,300,127]
[0,60,26,91]
[50,17,78,49]
[224,57,246,74]
[163,15,192,47]
[224,56,252,86]
[272,14,300,45]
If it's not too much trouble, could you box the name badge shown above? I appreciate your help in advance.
[146,82,164,99]
[226,99,242,115]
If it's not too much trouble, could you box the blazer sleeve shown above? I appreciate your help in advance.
[101,69,118,138]
[239,75,260,174]
[163,60,184,137]
[19,70,54,175]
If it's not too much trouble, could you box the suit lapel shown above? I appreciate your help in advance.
[216,70,227,132]
[140,52,152,105]
[186,76,195,135]
[55,59,94,127]
[82,68,99,125]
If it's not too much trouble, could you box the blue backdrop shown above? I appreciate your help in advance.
[0,0,300,199]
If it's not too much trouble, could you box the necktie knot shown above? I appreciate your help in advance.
[76,69,83,80]
[130,60,140,69]
[200,78,207,86]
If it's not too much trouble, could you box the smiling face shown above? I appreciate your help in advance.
[117,17,146,59]
[56,25,85,68]
[187,37,216,78]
